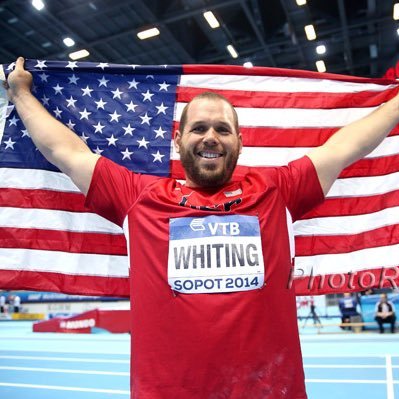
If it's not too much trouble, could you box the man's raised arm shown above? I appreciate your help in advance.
[5,57,99,195]
[307,90,399,195]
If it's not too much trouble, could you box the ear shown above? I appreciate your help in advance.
[238,131,243,155]
[174,130,182,153]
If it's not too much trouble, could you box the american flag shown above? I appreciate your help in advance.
[0,59,398,296]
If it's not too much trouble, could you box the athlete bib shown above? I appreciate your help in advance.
[168,215,265,294]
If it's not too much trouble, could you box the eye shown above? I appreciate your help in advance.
[190,125,206,133]
[216,125,232,135]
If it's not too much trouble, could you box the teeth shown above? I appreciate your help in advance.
[199,151,221,159]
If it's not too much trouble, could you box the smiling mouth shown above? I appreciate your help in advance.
[198,151,223,159]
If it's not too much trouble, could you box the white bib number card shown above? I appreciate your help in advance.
[168,215,265,294]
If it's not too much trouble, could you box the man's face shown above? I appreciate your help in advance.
[381,294,388,302]
[174,98,242,188]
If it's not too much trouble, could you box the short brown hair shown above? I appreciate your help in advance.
[179,91,240,134]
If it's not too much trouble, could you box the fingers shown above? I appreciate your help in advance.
[15,57,25,71]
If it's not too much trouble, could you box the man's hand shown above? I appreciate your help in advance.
[5,57,33,103]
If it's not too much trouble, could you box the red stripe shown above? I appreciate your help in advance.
[172,121,399,147]
[0,269,130,297]
[303,189,399,218]
[0,228,127,255]
[0,188,86,212]
[294,267,399,296]
[295,224,399,256]
[182,65,398,85]
[176,86,399,109]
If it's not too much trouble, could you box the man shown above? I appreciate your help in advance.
[375,293,396,333]
[338,293,360,330]
[5,57,399,398]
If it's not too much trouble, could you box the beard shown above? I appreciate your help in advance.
[179,145,240,187]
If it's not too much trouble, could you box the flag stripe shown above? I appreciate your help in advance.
[0,207,122,234]
[0,248,128,277]
[0,227,126,255]
[296,224,399,256]
[176,86,399,109]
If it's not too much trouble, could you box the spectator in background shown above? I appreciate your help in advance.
[375,293,396,333]
[339,293,360,330]
[0,293,6,314]
[12,294,21,313]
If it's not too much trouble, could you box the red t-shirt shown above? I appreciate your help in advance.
[85,156,324,399]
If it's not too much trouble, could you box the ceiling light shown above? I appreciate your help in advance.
[394,3,399,20]
[304,24,317,40]
[63,37,75,47]
[227,44,238,59]
[316,60,326,73]
[137,27,160,40]
[243,61,253,68]
[69,49,90,60]
[316,45,326,55]
[397,28,399,36]
[32,0,45,11]
[296,0,307,5]
[203,11,220,29]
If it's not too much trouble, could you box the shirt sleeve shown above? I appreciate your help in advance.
[270,156,325,222]
[84,156,159,227]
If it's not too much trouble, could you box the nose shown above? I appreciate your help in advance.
[203,128,218,145]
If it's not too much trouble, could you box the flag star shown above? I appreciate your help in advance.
[66,61,78,70]
[35,60,47,69]
[81,86,93,97]
[66,96,77,108]
[68,74,80,85]
[66,120,76,130]
[21,129,30,138]
[146,75,154,80]
[79,108,92,120]
[111,88,123,99]
[98,76,109,87]
[106,134,118,146]
[95,98,107,110]
[125,101,138,112]
[154,126,166,139]
[54,107,63,118]
[121,147,134,160]
[139,112,152,125]
[130,64,140,69]
[97,62,109,70]
[53,84,64,95]
[41,95,50,106]
[4,137,16,150]
[163,64,168,68]
[156,102,168,115]
[152,150,165,163]
[7,62,15,71]
[93,122,105,133]
[93,146,104,155]
[79,132,90,143]
[39,72,49,82]
[141,90,154,102]
[8,115,19,126]
[109,110,122,122]
[123,124,135,135]
[137,136,150,149]
[128,78,139,89]
[158,81,170,91]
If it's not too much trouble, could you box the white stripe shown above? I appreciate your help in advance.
[0,248,129,277]
[0,382,129,394]
[386,355,395,399]
[171,136,399,167]
[179,74,396,93]
[294,206,399,236]
[305,364,385,368]
[0,167,80,192]
[0,65,7,144]
[305,379,389,384]
[0,366,129,376]
[175,102,378,127]
[0,207,122,234]
[295,242,399,276]
[0,355,129,363]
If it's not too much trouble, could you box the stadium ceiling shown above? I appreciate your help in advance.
[1,0,398,78]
